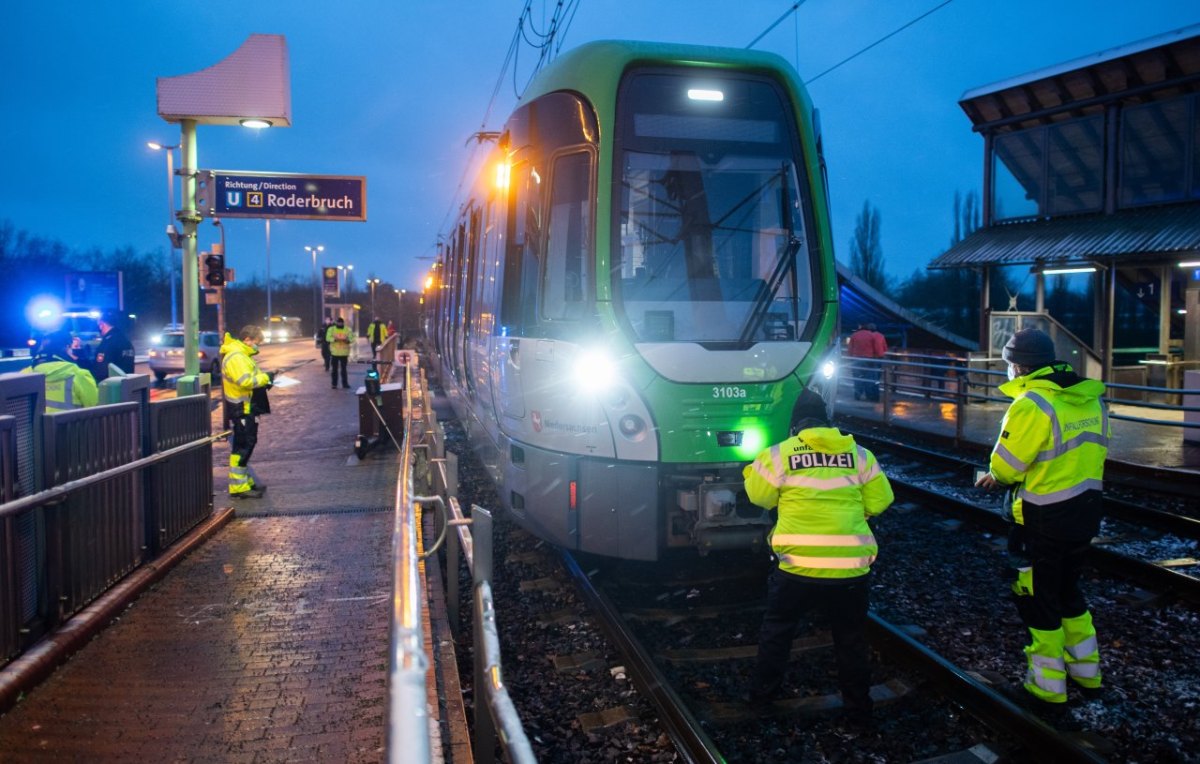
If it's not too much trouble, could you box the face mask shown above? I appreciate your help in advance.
[1007,365,1019,381]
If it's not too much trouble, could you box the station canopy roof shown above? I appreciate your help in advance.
[930,204,1200,269]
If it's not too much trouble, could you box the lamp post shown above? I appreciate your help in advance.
[368,278,381,317]
[305,244,325,332]
[337,264,354,297]
[147,141,180,328]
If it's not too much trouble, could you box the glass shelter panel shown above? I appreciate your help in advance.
[992,130,1044,221]
[1047,116,1103,215]
[1120,97,1191,207]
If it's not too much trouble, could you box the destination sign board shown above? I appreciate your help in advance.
[204,171,367,221]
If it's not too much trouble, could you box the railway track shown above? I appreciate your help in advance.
[562,550,1112,763]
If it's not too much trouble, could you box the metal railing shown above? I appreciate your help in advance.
[838,353,1200,443]
[386,360,535,764]
[0,371,220,664]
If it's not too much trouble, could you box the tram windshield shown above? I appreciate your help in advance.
[613,71,814,344]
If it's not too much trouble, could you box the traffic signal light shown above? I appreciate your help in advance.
[203,253,226,287]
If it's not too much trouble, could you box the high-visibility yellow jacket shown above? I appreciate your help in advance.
[326,325,355,357]
[22,355,98,410]
[744,427,894,579]
[989,364,1109,535]
[220,334,271,416]
[366,322,388,344]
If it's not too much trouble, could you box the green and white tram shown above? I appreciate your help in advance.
[429,40,839,560]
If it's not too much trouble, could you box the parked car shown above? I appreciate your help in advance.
[147,331,222,382]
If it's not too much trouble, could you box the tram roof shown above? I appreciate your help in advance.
[520,39,801,105]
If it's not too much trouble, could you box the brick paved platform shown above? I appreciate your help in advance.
[0,341,458,762]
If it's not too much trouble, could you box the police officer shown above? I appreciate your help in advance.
[743,389,894,724]
[976,328,1108,705]
[221,325,273,499]
[326,317,355,389]
[23,330,99,410]
[93,310,135,381]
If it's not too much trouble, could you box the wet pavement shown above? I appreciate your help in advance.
[0,341,401,763]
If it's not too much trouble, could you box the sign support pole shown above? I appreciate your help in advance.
[180,119,201,377]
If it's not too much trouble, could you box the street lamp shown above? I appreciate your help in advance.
[305,244,324,332]
[337,264,354,296]
[368,278,381,317]
[156,34,291,376]
[147,141,180,327]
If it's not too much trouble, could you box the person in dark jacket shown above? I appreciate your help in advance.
[317,319,333,371]
[93,310,135,381]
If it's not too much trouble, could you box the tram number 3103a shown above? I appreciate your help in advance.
[712,386,748,399]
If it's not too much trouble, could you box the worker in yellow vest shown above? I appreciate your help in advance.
[325,317,355,389]
[221,325,273,499]
[977,328,1108,705]
[23,330,98,410]
[743,389,893,726]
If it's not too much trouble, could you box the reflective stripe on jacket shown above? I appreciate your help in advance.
[743,427,894,579]
[22,357,99,410]
[989,364,1109,526]
[220,334,270,416]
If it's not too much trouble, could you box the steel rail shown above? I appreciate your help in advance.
[867,614,1109,764]
[890,478,1200,605]
[560,550,724,764]
[0,429,229,519]
[847,429,1200,540]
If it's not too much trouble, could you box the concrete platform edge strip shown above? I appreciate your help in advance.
[0,505,236,714]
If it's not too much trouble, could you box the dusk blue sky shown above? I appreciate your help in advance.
[3,1,1197,294]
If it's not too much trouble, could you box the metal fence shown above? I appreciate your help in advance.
[839,352,1200,445]
[0,372,219,664]
[387,361,535,764]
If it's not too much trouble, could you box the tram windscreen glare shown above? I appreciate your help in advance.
[614,71,812,344]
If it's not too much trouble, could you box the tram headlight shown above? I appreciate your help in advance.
[573,349,618,394]
[821,360,837,380]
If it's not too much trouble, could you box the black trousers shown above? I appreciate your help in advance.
[330,355,349,387]
[320,343,331,371]
[1010,527,1090,631]
[753,569,872,711]
[370,341,380,359]
[231,415,259,466]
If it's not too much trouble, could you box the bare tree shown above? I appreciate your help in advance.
[849,199,887,291]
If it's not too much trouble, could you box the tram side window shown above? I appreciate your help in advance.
[501,161,543,334]
[542,151,593,322]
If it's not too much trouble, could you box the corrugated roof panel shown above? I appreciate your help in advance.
[930,204,1200,269]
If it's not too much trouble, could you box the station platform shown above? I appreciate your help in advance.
[834,382,1200,472]
[0,343,464,762]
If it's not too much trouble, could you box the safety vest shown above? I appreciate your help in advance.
[743,427,894,579]
[220,334,270,416]
[22,357,99,410]
[326,325,354,356]
[989,364,1109,526]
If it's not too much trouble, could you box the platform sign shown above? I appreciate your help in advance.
[205,171,366,221]
[322,267,340,298]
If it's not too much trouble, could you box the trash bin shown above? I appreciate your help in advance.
[356,381,405,457]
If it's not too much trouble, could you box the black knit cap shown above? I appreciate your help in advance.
[790,388,830,431]
[1002,328,1055,368]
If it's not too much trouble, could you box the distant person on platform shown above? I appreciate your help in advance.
[221,325,273,499]
[317,318,334,372]
[847,323,882,402]
[23,330,99,410]
[387,320,397,342]
[92,310,135,381]
[326,317,355,389]
[366,317,388,359]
